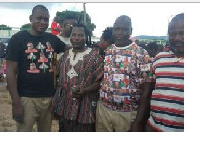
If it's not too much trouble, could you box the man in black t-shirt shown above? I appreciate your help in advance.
[6,5,67,132]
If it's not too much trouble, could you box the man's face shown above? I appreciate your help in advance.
[112,19,132,47]
[63,19,77,37]
[99,36,110,50]
[30,8,49,35]
[70,27,86,49]
[168,18,184,55]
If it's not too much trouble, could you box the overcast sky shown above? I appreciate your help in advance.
[0,2,195,37]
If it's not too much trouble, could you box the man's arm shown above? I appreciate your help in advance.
[131,82,155,132]
[6,60,24,123]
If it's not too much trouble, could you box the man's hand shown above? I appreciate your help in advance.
[72,85,86,99]
[130,121,145,132]
[12,99,24,123]
[66,44,72,50]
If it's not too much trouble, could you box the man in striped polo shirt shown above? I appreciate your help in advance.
[131,13,184,132]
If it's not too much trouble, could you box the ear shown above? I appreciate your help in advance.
[29,15,32,22]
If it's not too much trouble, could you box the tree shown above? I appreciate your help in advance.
[20,23,31,30]
[0,24,11,30]
[56,10,96,36]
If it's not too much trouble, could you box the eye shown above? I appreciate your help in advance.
[78,34,84,37]
[44,17,49,22]
[36,17,42,21]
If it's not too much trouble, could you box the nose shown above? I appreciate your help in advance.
[117,29,123,35]
[74,35,79,40]
[40,19,46,24]
[75,35,82,40]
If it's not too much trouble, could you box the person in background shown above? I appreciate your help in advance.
[51,16,61,36]
[52,23,104,132]
[131,13,184,132]
[56,17,77,60]
[163,43,170,52]
[97,27,114,58]
[96,15,153,132]
[57,17,78,45]
[146,42,161,58]
[6,5,68,132]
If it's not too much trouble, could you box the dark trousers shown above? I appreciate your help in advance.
[59,119,95,132]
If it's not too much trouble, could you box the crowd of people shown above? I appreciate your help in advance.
[3,4,184,132]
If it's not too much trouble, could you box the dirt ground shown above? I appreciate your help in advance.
[0,89,59,132]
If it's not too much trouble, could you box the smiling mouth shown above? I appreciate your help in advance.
[38,26,46,29]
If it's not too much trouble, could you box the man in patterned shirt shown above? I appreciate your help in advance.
[132,13,184,132]
[96,15,153,132]
[52,23,104,132]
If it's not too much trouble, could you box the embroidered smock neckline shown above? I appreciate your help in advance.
[67,48,91,79]
[67,48,91,67]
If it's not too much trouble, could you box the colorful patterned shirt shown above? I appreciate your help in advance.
[147,51,184,132]
[99,43,154,112]
[52,48,104,124]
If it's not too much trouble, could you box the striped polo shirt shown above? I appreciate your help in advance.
[147,51,184,132]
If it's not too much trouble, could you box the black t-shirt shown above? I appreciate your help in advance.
[6,30,66,97]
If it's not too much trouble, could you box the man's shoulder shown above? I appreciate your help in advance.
[44,32,62,41]
[44,32,55,37]
[11,30,28,38]
[154,51,173,59]
[153,51,174,65]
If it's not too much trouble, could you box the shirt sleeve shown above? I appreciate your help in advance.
[138,51,155,84]
[54,36,66,54]
[84,50,104,84]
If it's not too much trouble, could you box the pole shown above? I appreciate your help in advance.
[83,3,86,25]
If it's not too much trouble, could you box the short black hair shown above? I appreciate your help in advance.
[72,23,92,47]
[102,27,114,44]
[114,15,132,28]
[32,5,49,15]
[168,13,184,28]
[147,42,158,50]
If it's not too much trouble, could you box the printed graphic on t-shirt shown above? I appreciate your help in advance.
[26,41,55,74]
[25,42,38,53]
[46,42,54,53]
[27,63,40,73]
[38,52,48,63]
[27,52,36,61]
[100,43,155,112]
